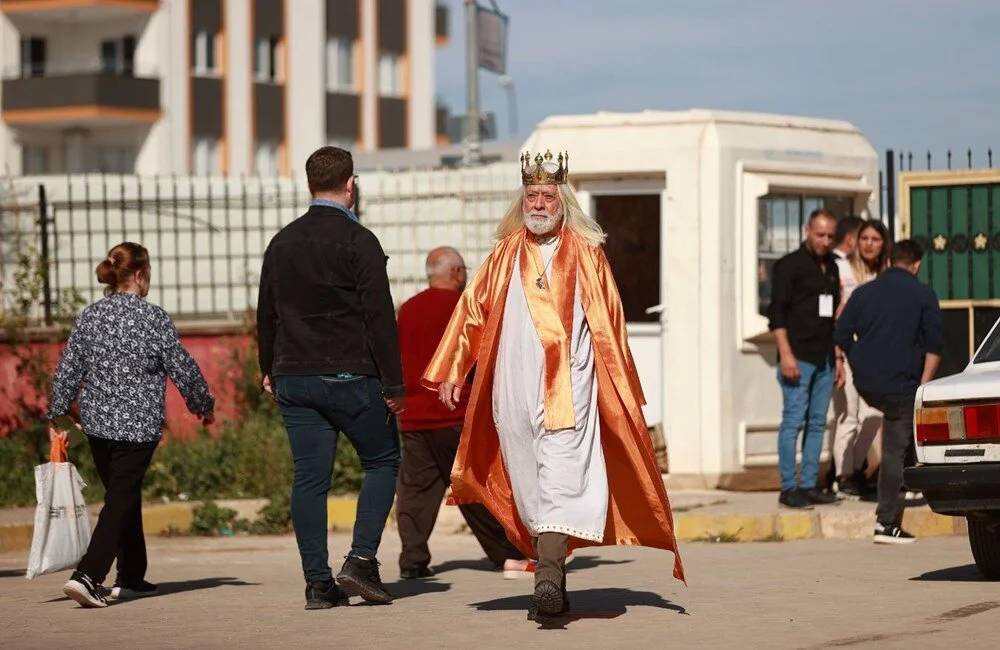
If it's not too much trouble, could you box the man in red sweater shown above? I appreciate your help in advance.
[396,246,527,579]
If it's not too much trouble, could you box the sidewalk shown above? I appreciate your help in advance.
[0,488,964,553]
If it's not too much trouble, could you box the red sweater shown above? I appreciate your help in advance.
[397,287,469,431]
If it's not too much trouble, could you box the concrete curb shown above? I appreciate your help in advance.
[0,496,967,554]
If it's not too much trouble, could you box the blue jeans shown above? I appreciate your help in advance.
[776,359,834,492]
[276,375,400,582]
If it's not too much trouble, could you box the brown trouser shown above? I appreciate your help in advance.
[397,426,524,570]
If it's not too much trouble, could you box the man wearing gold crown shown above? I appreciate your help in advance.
[422,151,684,620]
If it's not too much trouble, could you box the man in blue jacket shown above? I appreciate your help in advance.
[834,239,942,544]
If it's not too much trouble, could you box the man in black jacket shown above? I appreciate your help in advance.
[257,146,404,609]
[835,239,942,544]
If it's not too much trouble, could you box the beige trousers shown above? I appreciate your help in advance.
[831,361,883,479]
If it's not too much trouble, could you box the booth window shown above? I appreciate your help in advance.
[757,193,853,317]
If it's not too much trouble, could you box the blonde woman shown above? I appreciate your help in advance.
[832,220,891,498]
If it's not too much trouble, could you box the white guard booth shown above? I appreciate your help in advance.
[522,109,879,488]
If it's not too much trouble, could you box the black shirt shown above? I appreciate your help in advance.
[834,267,943,395]
[767,244,840,366]
[256,204,404,397]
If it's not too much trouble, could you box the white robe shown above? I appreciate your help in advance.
[492,237,609,542]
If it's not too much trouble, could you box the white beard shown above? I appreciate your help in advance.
[523,209,562,237]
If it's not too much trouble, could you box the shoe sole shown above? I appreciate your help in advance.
[779,502,814,510]
[503,570,534,580]
[304,598,349,610]
[63,580,108,608]
[336,575,393,605]
[874,535,916,545]
[533,580,564,616]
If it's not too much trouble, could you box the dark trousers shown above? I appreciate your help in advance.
[397,426,524,570]
[276,375,400,583]
[860,391,916,526]
[77,435,158,585]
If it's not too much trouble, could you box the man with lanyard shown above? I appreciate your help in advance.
[768,209,844,509]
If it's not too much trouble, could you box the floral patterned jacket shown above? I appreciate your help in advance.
[47,293,214,443]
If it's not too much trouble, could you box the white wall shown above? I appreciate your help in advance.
[285,0,324,177]
[406,0,434,149]
[225,0,252,176]
[360,0,377,150]
[0,13,20,175]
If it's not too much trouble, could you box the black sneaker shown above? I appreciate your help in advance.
[399,566,435,580]
[873,523,916,545]
[778,489,812,509]
[111,579,158,600]
[304,579,351,610]
[802,488,840,505]
[336,556,393,604]
[63,571,109,608]
[836,478,862,501]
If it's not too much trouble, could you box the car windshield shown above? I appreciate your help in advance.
[975,319,1000,363]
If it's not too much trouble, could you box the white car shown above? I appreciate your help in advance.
[905,319,1000,580]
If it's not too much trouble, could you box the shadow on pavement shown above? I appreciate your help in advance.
[0,568,26,578]
[42,576,259,605]
[910,564,986,582]
[367,578,451,602]
[431,558,498,574]
[567,555,634,571]
[470,587,687,629]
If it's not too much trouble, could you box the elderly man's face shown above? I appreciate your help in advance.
[523,184,562,237]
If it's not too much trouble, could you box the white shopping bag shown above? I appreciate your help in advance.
[25,438,92,579]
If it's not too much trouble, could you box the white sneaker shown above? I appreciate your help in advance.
[63,571,109,608]
[502,558,535,579]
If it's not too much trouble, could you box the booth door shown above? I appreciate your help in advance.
[593,194,662,425]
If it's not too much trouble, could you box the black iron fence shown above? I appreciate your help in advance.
[881,147,996,235]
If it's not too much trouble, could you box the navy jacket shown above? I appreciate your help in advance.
[834,267,943,395]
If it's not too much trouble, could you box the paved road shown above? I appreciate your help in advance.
[1,533,998,649]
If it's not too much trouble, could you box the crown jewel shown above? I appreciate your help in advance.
[520,149,569,185]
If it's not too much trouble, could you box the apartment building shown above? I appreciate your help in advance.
[0,0,449,177]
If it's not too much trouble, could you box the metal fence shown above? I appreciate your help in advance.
[0,163,520,325]
[881,146,995,234]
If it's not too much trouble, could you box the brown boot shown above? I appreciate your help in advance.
[530,532,569,619]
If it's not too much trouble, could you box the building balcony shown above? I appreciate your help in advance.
[2,71,160,126]
[0,0,157,23]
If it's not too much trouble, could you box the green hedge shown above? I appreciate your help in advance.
[0,403,363,508]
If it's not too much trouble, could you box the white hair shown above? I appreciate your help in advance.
[495,184,606,247]
[425,246,462,279]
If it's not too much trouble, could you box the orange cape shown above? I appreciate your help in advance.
[422,228,684,582]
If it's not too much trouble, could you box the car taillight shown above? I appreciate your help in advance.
[963,403,1000,440]
[915,406,951,444]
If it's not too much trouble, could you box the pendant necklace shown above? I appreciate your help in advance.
[533,239,558,289]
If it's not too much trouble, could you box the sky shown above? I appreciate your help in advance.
[434,0,1000,167]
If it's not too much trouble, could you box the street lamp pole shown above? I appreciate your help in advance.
[463,0,482,166]
[497,74,518,138]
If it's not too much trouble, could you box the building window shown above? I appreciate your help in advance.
[255,141,280,177]
[100,36,136,75]
[19,36,46,77]
[326,37,354,91]
[255,37,280,82]
[378,52,402,96]
[22,145,51,175]
[193,30,219,76]
[192,138,221,176]
[757,193,855,316]
[95,146,136,174]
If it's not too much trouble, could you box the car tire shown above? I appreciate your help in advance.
[968,516,1000,580]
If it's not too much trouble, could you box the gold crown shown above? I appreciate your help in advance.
[520,149,569,185]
